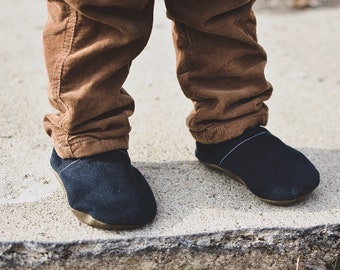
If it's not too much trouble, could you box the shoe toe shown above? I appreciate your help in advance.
[264,171,319,203]
[249,146,320,203]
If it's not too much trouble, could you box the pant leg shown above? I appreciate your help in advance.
[164,0,273,144]
[43,0,154,158]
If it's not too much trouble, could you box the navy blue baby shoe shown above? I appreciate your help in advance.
[51,149,157,229]
[196,126,320,205]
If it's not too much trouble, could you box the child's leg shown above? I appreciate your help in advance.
[165,0,319,204]
[43,0,157,229]
[43,0,154,158]
[165,0,272,144]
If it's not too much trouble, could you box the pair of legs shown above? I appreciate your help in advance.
[43,0,319,229]
[43,0,271,158]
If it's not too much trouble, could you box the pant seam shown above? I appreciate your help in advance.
[51,6,78,157]
[181,23,209,141]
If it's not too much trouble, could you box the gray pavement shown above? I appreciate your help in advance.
[0,1,339,269]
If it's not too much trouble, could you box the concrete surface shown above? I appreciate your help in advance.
[0,0,339,269]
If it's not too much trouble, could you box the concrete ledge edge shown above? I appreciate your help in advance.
[1,224,339,269]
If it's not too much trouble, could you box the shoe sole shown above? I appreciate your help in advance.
[200,161,309,206]
[53,172,145,230]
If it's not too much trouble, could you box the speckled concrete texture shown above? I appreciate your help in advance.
[0,1,339,269]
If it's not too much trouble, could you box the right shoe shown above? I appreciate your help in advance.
[195,126,320,205]
[50,149,157,230]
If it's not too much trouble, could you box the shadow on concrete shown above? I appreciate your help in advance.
[1,147,337,243]
[132,147,339,232]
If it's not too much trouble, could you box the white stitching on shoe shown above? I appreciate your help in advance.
[218,131,269,166]
[59,159,80,174]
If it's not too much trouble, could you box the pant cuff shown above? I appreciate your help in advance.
[190,113,268,144]
[53,136,129,159]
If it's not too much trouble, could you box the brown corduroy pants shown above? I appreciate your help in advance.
[43,0,272,158]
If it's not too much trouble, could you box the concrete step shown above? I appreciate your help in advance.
[0,1,339,269]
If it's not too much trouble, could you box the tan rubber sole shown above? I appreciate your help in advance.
[53,172,143,230]
[200,161,309,206]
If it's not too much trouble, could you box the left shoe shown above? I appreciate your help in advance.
[50,149,157,229]
[195,126,320,205]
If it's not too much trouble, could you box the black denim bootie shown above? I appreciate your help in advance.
[51,149,157,229]
[195,126,320,205]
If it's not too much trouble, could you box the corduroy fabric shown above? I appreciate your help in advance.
[43,0,271,158]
